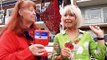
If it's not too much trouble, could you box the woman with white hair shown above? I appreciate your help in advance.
[52,5,106,60]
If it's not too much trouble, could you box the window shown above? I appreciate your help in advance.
[36,2,50,22]
[103,7,107,23]
[85,8,103,24]
[5,8,13,24]
[45,2,50,8]
[36,4,41,13]
[0,10,5,25]
[6,8,13,17]
[36,4,41,21]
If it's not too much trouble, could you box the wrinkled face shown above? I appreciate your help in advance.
[20,6,36,24]
[62,10,77,29]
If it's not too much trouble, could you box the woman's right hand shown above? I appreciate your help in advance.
[29,44,46,56]
[61,48,71,57]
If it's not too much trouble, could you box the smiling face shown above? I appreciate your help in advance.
[60,5,83,29]
[62,10,77,29]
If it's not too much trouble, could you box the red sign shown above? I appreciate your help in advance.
[34,30,50,46]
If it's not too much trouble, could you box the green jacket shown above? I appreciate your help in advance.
[51,30,106,60]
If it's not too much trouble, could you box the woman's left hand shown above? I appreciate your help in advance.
[89,25,104,38]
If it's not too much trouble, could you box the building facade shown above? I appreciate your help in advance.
[0,0,107,42]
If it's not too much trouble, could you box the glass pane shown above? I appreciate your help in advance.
[0,10,5,25]
[85,8,102,24]
[36,0,50,22]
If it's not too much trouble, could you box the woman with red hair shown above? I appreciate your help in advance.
[0,0,48,60]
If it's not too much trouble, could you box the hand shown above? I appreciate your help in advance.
[29,44,46,56]
[61,48,71,57]
[89,25,104,38]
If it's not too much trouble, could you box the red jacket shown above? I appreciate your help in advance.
[0,30,48,60]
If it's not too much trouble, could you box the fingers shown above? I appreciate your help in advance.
[34,44,44,48]
[35,53,44,56]
[61,48,71,57]
[89,25,100,34]
[29,44,46,56]
[89,25,100,30]
[89,25,104,37]
[35,49,46,56]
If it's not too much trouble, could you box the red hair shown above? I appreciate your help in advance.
[0,0,37,36]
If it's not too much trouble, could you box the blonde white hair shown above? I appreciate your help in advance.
[60,5,83,29]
